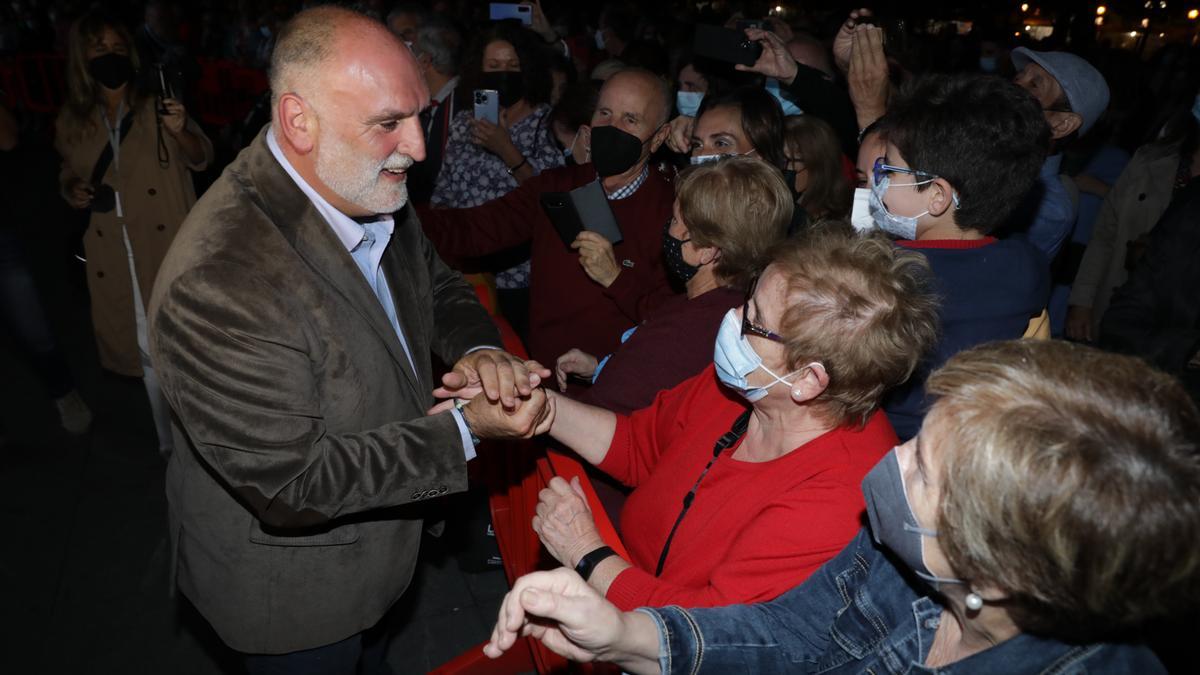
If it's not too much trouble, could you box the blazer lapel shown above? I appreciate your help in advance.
[245,129,424,403]
[380,212,433,390]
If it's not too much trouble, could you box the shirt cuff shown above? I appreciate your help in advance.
[464,345,503,356]
[449,407,477,462]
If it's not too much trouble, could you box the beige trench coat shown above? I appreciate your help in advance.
[55,98,213,376]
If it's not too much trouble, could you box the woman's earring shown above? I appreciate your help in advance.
[965,592,984,611]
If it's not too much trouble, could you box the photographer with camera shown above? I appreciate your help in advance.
[55,11,212,456]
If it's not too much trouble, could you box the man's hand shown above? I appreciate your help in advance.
[571,231,620,287]
[533,476,605,568]
[160,98,188,136]
[555,349,599,391]
[833,8,874,73]
[848,26,889,129]
[665,114,694,155]
[735,27,798,84]
[436,349,550,409]
[462,387,554,440]
[1064,305,1094,343]
[484,568,629,663]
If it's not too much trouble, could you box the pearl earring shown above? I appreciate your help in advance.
[965,592,984,611]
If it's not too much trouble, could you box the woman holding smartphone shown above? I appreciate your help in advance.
[55,11,212,455]
[431,22,563,341]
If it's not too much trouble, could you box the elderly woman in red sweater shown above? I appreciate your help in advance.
[532,227,940,610]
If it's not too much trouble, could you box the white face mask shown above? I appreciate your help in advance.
[850,187,874,232]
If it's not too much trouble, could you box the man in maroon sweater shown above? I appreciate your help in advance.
[418,69,677,365]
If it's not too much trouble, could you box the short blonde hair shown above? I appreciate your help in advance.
[676,156,792,288]
[928,340,1200,640]
[771,225,941,427]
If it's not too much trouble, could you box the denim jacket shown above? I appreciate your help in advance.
[640,529,1163,674]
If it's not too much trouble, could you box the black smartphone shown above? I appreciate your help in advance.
[693,24,763,68]
[540,181,624,248]
[540,191,585,247]
[154,63,175,115]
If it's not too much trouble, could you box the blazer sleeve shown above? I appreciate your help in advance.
[150,261,471,529]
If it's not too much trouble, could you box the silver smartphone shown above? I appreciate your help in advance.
[473,89,499,124]
[489,3,533,25]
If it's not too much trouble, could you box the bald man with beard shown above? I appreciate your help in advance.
[148,7,552,671]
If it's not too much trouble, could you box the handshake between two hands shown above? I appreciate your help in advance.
[427,348,556,441]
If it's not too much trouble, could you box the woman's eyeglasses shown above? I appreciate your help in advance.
[743,275,787,344]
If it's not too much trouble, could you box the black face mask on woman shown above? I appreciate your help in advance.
[480,71,525,108]
[662,220,700,283]
[89,52,134,90]
[589,124,648,177]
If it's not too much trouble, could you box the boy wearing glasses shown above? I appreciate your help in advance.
[872,74,1052,440]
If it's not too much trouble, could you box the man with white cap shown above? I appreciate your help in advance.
[1010,47,1110,261]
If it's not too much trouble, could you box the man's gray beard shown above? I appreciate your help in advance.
[315,132,411,215]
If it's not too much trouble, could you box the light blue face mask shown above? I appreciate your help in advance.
[978,56,998,73]
[713,309,796,402]
[676,90,704,117]
[594,28,606,51]
[869,174,932,240]
[1192,93,1200,124]
[764,78,803,117]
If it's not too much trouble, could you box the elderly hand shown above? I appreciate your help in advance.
[571,231,621,287]
[735,27,797,84]
[65,178,94,209]
[471,111,522,166]
[159,98,188,136]
[462,387,555,440]
[555,349,599,391]
[665,114,694,155]
[833,8,874,73]
[435,348,551,409]
[533,476,605,568]
[848,26,889,129]
[484,568,629,663]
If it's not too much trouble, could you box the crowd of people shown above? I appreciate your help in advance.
[1,1,1199,674]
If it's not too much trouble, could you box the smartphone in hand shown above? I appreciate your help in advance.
[489,3,532,25]
[473,89,499,125]
[693,24,763,67]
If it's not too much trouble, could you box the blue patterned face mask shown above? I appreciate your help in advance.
[869,175,931,240]
[764,78,803,116]
[676,90,703,117]
[713,309,796,402]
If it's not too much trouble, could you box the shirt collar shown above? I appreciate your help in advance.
[605,165,649,201]
[432,76,459,105]
[266,126,393,253]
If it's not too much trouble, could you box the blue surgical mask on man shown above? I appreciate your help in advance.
[764,78,804,116]
[676,90,703,117]
[713,309,797,403]
[861,449,965,591]
[869,175,929,240]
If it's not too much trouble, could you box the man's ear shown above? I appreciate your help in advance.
[789,362,829,405]
[926,177,958,218]
[1046,110,1082,141]
[277,93,317,155]
[648,121,672,153]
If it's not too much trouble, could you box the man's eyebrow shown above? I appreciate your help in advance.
[364,108,422,125]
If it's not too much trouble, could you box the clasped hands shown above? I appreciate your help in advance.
[429,348,556,441]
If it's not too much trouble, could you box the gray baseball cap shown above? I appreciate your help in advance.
[1011,47,1110,135]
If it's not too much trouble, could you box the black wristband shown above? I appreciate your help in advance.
[506,156,529,174]
[574,545,617,581]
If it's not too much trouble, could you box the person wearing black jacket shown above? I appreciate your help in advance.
[1100,180,1200,402]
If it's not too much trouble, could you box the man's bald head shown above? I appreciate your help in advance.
[269,6,419,110]
[603,67,672,128]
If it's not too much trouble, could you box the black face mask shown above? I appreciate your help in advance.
[782,169,803,202]
[590,124,648,178]
[662,219,700,283]
[480,71,525,108]
[89,52,134,90]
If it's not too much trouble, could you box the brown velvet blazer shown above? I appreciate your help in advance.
[147,128,500,654]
